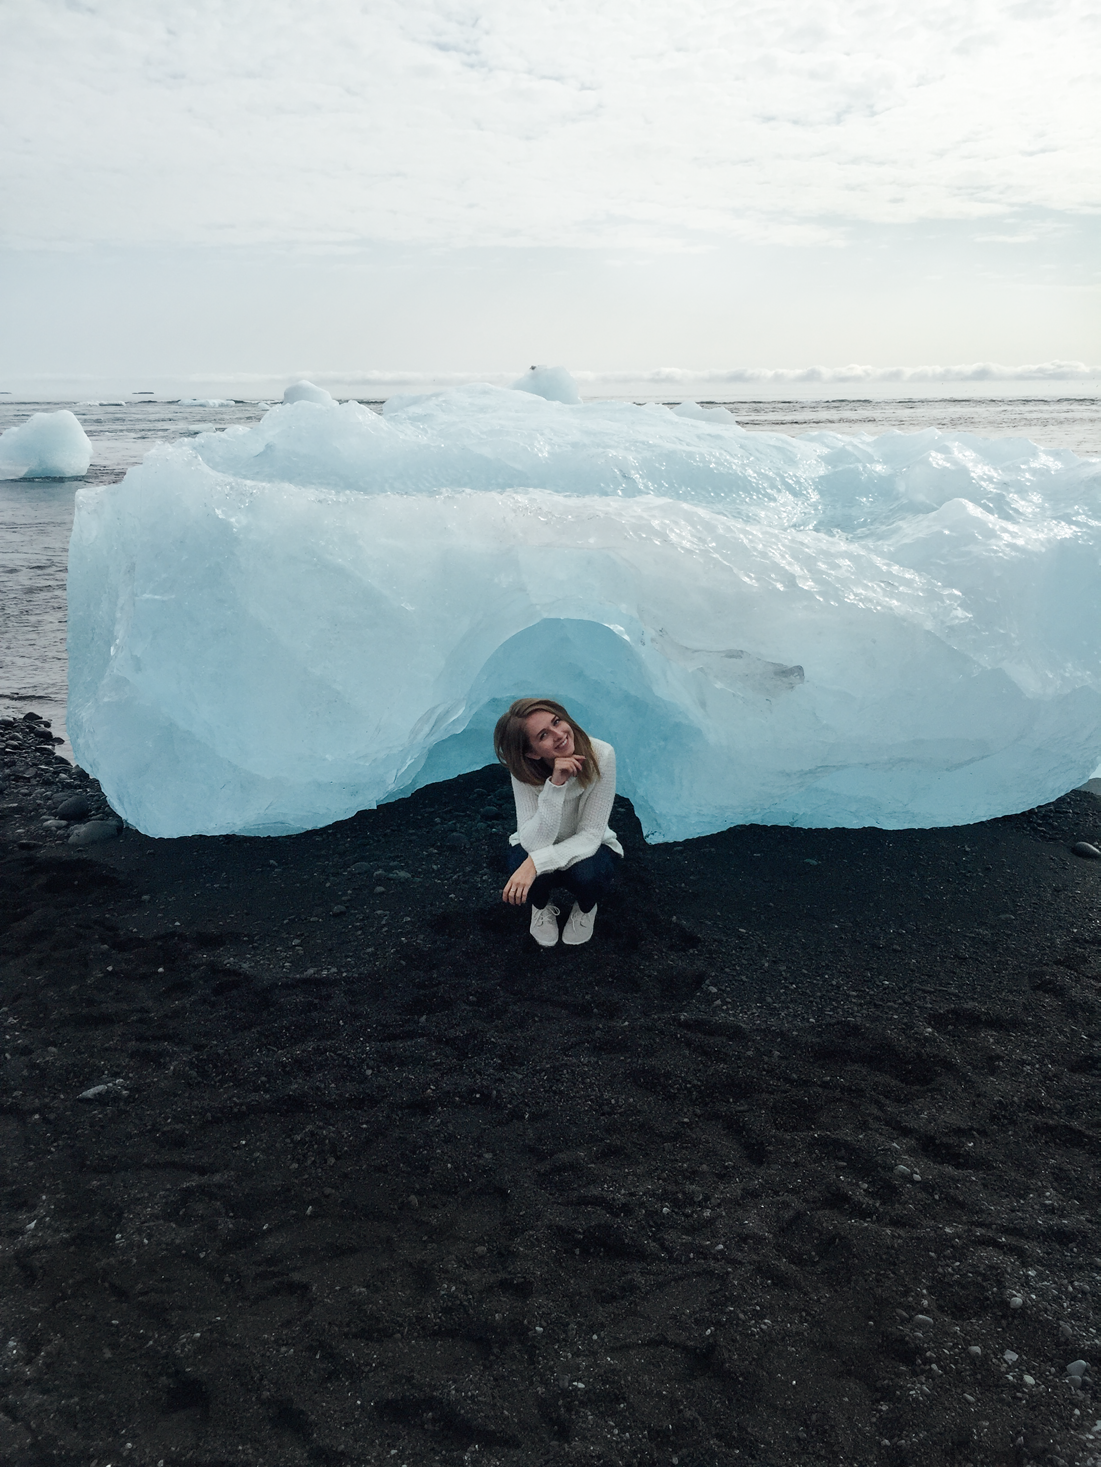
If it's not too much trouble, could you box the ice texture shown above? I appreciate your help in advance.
[67,385,1101,840]
[0,410,92,480]
[512,365,583,404]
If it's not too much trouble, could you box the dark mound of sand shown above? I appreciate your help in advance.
[1,711,1098,1467]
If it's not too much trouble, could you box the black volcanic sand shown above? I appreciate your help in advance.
[1,712,1099,1467]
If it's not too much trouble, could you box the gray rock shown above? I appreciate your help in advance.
[480,805,499,820]
[1066,1360,1090,1379]
[56,794,91,821]
[913,1314,934,1326]
[390,870,412,881]
[1071,841,1101,859]
[78,1079,127,1101]
[68,820,120,846]
[331,904,347,915]
[350,861,372,873]
[444,831,469,848]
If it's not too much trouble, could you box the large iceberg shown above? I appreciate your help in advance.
[0,410,92,480]
[67,383,1101,840]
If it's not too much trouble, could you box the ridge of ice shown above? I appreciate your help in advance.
[67,384,1101,839]
[0,410,92,480]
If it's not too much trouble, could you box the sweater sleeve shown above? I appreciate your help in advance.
[512,774,567,855]
[528,744,617,876]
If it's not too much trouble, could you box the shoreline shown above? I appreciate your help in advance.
[1,712,1099,1465]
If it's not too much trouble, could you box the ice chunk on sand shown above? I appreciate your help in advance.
[512,365,582,404]
[67,384,1101,839]
[282,380,334,405]
[0,410,92,480]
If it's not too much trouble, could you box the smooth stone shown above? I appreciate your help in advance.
[68,820,120,846]
[390,870,412,880]
[78,1080,126,1101]
[1071,841,1101,858]
[55,794,91,820]
[349,861,371,873]
[330,904,347,915]
[480,805,499,819]
[1066,1360,1089,1378]
[444,831,469,848]
[913,1314,934,1326]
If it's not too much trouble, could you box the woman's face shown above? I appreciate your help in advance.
[524,709,575,762]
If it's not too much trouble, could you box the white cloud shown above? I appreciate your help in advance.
[1,0,1097,250]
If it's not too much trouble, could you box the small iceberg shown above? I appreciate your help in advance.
[0,410,92,480]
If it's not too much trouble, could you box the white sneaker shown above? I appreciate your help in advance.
[562,902,597,945]
[529,903,560,947]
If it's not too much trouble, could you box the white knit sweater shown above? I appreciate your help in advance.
[509,738,624,875]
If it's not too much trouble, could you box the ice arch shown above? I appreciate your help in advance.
[386,617,705,840]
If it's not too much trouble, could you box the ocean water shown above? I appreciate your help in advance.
[2,395,1098,754]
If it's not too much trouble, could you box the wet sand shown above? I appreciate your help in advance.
[1,711,1099,1467]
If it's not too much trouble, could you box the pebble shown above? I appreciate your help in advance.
[1023,1375,1035,1386]
[444,831,469,848]
[349,861,371,874]
[913,1314,934,1326]
[968,1346,982,1357]
[330,905,347,915]
[55,794,92,821]
[1004,1350,1019,1363]
[77,1080,126,1101]
[1008,1294,1023,1309]
[68,820,120,846]
[1071,841,1101,859]
[1067,1360,1090,1380]
[390,870,412,881]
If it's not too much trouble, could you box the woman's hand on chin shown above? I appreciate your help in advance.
[503,855,537,905]
[550,754,585,786]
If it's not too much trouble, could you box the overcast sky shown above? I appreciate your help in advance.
[1,0,1098,384]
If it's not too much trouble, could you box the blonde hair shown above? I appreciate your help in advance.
[493,698,601,788]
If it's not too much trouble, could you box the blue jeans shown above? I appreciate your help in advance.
[506,841,621,913]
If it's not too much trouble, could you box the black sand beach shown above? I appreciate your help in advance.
[1,710,1098,1467]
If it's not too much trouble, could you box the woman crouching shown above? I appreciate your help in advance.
[494,697,623,947]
